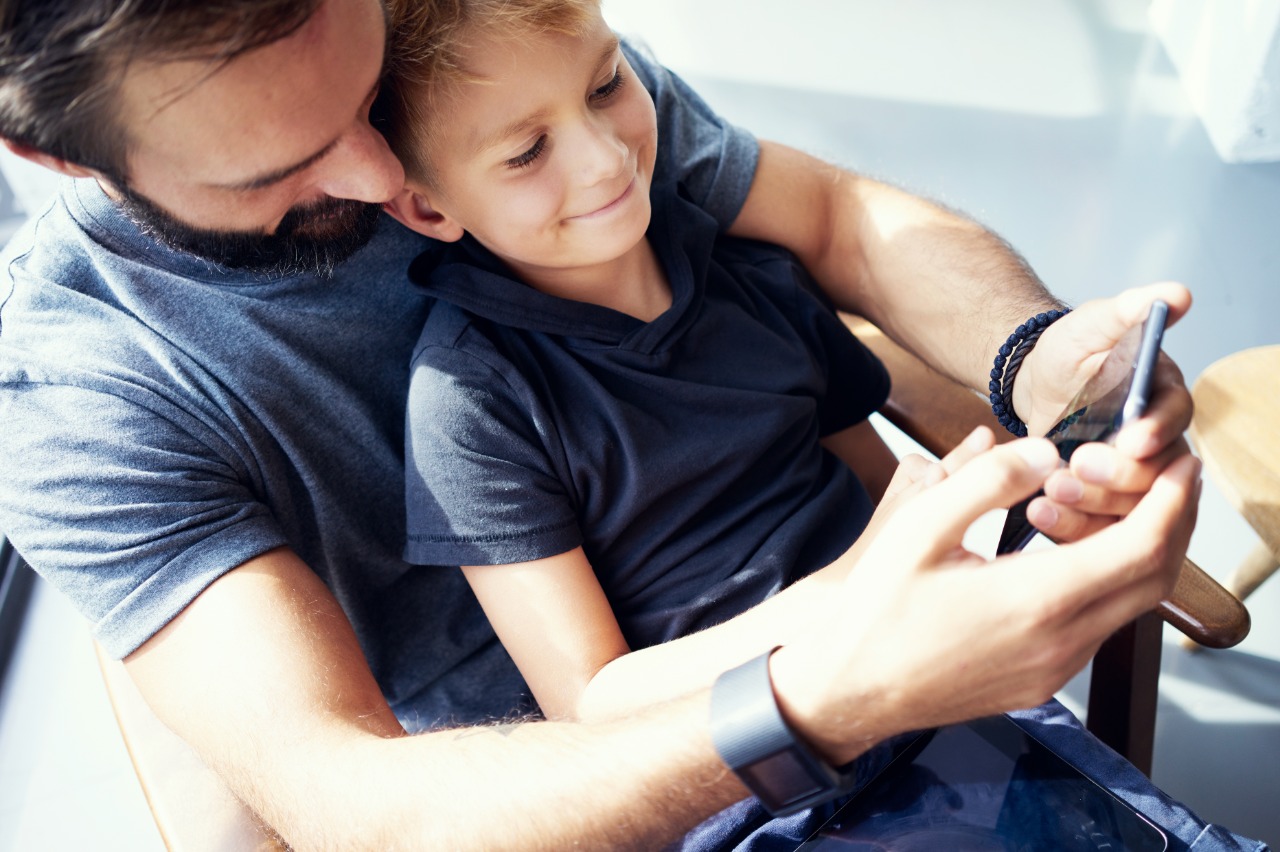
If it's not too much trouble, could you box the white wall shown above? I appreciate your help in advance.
[1150,0,1280,162]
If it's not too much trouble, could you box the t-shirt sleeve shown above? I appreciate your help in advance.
[0,381,286,658]
[622,38,759,230]
[403,344,582,568]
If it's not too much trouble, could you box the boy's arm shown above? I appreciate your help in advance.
[460,551,631,720]
[461,546,856,723]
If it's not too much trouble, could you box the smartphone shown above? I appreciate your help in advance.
[996,300,1169,555]
[795,715,1168,851]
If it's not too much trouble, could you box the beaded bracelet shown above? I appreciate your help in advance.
[988,309,1071,437]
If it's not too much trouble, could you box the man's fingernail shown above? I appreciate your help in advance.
[1076,452,1115,483]
[1116,427,1157,457]
[1049,476,1084,504]
[964,427,991,450]
[1012,439,1061,475]
[1027,500,1059,530]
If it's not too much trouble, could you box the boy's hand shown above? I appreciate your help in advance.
[843,425,998,568]
[1012,282,1195,542]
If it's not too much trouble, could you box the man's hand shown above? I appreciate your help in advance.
[768,437,1201,765]
[1013,282,1195,542]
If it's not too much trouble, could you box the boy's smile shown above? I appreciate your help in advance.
[568,176,638,221]
[390,9,663,313]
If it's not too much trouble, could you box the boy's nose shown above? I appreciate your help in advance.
[575,120,628,186]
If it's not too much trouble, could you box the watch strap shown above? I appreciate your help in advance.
[710,647,853,816]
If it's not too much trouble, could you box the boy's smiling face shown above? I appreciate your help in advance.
[392,10,658,285]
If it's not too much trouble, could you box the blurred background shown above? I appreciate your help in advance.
[2,0,1277,848]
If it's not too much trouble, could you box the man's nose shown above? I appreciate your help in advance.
[312,119,406,204]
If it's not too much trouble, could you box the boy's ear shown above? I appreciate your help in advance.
[383,187,465,242]
[3,139,99,179]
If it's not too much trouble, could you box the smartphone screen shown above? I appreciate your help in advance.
[996,300,1169,555]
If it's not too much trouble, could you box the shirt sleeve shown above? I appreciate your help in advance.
[0,380,286,658]
[622,38,759,230]
[403,341,582,568]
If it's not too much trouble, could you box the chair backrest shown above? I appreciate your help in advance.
[95,643,286,851]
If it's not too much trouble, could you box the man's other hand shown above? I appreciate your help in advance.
[1013,283,1195,542]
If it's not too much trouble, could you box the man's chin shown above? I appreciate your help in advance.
[117,188,383,278]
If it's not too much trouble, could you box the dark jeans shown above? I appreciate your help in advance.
[679,700,1268,851]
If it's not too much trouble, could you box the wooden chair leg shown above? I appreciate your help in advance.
[1086,611,1163,777]
[1224,539,1280,603]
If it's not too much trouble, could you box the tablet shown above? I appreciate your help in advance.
[795,715,1168,851]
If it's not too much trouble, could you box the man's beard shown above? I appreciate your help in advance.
[117,187,383,278]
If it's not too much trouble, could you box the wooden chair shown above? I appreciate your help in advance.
[90,316,1252,850]
[1184,345,1280,646]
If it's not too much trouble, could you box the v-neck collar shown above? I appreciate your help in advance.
[408,181,716,353]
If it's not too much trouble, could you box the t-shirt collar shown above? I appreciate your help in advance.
[408,180,718,349]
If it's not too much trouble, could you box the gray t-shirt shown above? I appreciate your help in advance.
[0,42,758,728]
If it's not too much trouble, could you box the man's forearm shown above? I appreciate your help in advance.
[273,697,747,850]
[729,141,1064,392]
[124,549,751,850]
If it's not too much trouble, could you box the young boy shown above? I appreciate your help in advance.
[381,0,916,722]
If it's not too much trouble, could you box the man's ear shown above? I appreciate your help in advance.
[2,139,99,179]
[383,187,465,242]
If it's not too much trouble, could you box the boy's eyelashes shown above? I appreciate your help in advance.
[499,68,627,172]
[506,135,547,170]
[590,68,625,102]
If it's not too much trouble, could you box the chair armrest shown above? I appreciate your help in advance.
[1161,563,1251,648]
[841,314,1250,650]
[94,643,287,852]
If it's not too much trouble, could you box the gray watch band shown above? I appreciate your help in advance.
[709,647,853,816]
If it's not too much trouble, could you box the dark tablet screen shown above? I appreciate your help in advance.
[796,716,1167,851]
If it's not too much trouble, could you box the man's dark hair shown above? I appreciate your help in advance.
[0,0,322,184]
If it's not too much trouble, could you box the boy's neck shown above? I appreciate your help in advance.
[507,237,672,323]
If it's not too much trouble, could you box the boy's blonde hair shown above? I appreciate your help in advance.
[381,0,603,185]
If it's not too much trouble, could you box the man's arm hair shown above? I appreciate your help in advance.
[728,141,1062,393]
[123,547,748,850]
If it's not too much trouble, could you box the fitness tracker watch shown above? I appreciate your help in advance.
[709,647,856,816]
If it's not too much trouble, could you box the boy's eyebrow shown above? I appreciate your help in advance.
[471,110,551,157]
[470,35,622,156]
[214,80,382,192]
[594,35,622,75]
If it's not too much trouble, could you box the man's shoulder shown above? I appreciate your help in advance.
[1,182,94,282]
